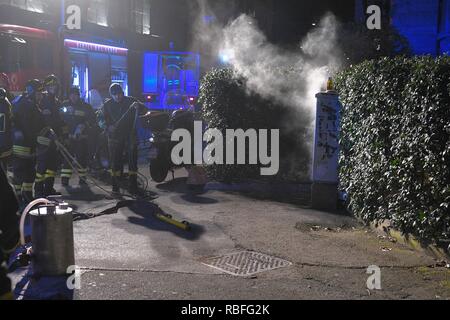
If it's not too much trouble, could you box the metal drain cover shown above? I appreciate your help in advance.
[202,251,292,276]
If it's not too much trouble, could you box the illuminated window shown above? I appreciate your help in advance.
[4,0,45,13]
[133,0,151,35]
[87,0,108,27]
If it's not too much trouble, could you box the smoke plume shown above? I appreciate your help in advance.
[192,1,343,180]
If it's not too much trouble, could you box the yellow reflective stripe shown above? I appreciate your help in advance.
[111,171,122,177]
[35,173,45,183]
[0,292,14,300]
[13,145,31,151]
[14,185,22,191]
[13,145,32,155]
[128,171,138,176]
[0,149,12,158]
[22,183,34,191]
[37,136,51,146]
[45,170,56,178]
[78,169,88,177]
[74,110,86,117]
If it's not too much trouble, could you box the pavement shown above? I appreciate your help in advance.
[11,166,450,300]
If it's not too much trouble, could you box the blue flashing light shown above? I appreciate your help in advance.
[143,53,159,93]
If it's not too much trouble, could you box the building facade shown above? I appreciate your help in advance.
[356,0,450,55]
[0,0,169,104]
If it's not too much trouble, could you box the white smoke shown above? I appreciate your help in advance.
[192,2,343,179]
[194,9,342,117]
[222,14,341,117]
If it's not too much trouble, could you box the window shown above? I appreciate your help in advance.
[132,0,151,35]
[4,0,46,13]
[0,34,33,74]
[88,0,108,27]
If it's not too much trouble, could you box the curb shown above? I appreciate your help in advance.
[205,181,312,204]
[371,220,450,262]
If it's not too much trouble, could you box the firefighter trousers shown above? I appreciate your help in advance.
[108,138,138,190]
[35,141,59,197]
[12,148,36,205]
[61,138,89,184]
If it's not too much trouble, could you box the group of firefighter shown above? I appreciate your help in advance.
[0,73,148,208]
[0,73,150,299]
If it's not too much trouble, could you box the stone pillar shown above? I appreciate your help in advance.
[311,91,340,211]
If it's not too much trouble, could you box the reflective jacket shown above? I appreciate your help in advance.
[12,95,48,158]
[0,97,13,159]
[60,99,96,138]
[102,97,147,140]
[41,94,67,137]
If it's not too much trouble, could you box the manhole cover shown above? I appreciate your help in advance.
[201,251,292,276]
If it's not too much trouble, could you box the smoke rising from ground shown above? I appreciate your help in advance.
[192,2,343,179]
[221,14,341,120]
[193,2,342,116]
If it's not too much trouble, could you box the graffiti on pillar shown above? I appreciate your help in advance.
[312,93,340,183]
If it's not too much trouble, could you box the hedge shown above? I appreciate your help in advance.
[335,56,450,244]
[199,68,312,183]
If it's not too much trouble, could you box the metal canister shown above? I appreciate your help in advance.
[29,203,75,277]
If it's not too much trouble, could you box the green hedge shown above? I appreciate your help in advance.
[199,68,311,183]
[335,56,450,244]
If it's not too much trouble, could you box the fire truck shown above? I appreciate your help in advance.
[0,24,129,109]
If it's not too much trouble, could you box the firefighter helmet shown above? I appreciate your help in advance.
[0,88,6,99]
[0,73,10,89]
[109,83,123,96]
[43,74,59,88]
[25,79,44,96]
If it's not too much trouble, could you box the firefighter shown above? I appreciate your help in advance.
[34,75,67,197]
[0,88,13,171]
[12,79,48,205]
[0,73,15,102]
[59,87,96,187]
[102,83,147,195]
[0,165,20,300]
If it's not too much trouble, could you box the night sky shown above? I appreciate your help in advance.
[150,0,356,48]
[271,0,356,44]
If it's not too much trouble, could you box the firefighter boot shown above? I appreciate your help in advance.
[44,177,60,196]
[79,177,88,187]
[129,175,138,196]
[61,177,70,187]
[112,177,120,195]
[34,181,45,199]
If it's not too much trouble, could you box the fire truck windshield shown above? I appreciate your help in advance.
[0,34,32,74]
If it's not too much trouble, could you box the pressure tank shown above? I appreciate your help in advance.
[29,203,75,277]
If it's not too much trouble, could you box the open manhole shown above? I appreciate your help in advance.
[201,251,292,277]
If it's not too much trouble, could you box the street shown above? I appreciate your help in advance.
[46,167,449,300]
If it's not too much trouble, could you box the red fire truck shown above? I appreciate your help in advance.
[0,24,60,95]
[0,24,129,109]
